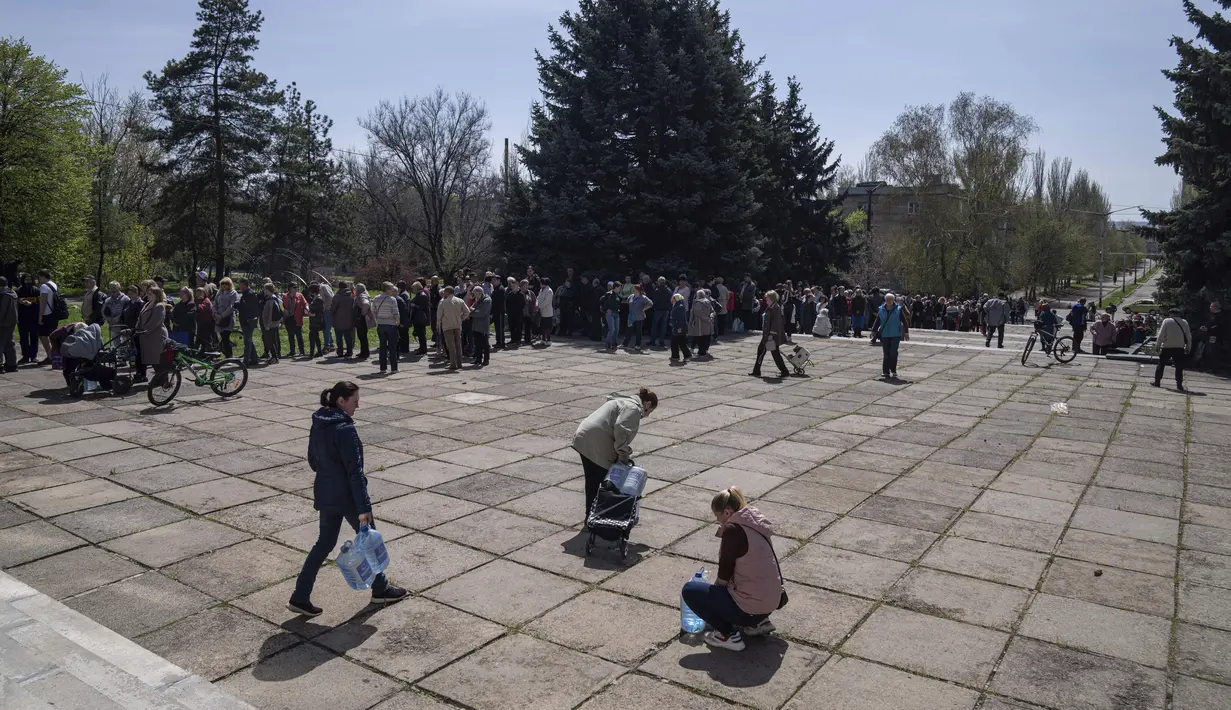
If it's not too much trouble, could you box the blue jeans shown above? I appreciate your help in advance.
[681,579,767,635]
[604,311,619,347]
[292,511,388,603]
[241,321,258,363]
[377,324,398,371]
[881,336,901,375]
[651,310,669,344]
[323,309,334,348]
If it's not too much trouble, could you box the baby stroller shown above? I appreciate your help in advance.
[585,463,648,560]
[784,344,811,375]
[64,326,134,398]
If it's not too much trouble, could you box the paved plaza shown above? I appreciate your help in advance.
[1,328,1229,710]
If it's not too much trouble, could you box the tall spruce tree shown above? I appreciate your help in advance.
[754,75,854,283]
[255,83,342,274]
[144,0,281,278]
[1143,0,1231,311]
[503,0,762,278]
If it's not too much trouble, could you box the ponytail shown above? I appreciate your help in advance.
[321,381,359,409]
[711,486,747,516]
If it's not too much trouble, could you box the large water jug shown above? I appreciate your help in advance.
[680,568,706,633]
[607,463,647,497]
[356,526,389,575]
[337,540,375,590]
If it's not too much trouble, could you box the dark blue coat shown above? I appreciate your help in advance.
[670,301,688,334]
[307,406,372,516]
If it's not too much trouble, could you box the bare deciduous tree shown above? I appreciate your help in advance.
[361,88,495,274]
[83,74,160,283]
[874,92,1035,295]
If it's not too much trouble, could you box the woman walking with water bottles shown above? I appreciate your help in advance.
[287,381,407,617]
[681,487,784,651]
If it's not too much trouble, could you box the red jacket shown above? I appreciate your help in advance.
[283,292,308,327]
[195,298,214,325]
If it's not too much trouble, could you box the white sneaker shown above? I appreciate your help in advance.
[742,619,776,637]
[703,630,745,651]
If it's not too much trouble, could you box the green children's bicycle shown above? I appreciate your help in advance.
[147,342,249,407]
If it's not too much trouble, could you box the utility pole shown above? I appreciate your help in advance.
[1098,218,1106,308]
[503,138,510,193]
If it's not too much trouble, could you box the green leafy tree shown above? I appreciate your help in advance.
[0,37,91,275]
[1142,0,1231,313]
[144,0,281,278]
[874,93,1035,295]
[502,0,762,278]
[753,75,855,283]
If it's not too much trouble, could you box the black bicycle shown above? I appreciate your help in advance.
[1022,322,1076,366]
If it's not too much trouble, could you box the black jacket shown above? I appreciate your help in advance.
[491,284,506,312]
[307,406,372,516]
[16,283,38,326]
[411,291,430,326]
[121,298,142,330]
[237,289,261,326]
[0,289,16,330]
[651,285,673,311]
[85,289,106,325]
[171,300,197,332]
[507,289,526,318]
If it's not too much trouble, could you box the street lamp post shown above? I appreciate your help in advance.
[855,181,886,232]
[1069,205,1143,309]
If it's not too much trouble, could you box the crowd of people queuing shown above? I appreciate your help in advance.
[2,263,1227,384]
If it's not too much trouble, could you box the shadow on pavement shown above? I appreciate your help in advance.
[559,529,646,569]
[676,634,789,688]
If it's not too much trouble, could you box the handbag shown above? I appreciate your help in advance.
[749,528,789,610]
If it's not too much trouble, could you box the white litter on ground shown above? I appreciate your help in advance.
[1051,402,1069,415]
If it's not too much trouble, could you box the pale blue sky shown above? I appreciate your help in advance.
[5,0,1200,211]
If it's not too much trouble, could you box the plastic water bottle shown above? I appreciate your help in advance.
[336,540,375,590]
[607,464,648,497]
[355,525,389,575]
[680,568,706,633]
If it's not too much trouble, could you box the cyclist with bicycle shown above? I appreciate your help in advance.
[1036,301,1061,352]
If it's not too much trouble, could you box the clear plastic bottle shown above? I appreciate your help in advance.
[680,568,706,633]
[336,540,375,590]
[355,525,389,575]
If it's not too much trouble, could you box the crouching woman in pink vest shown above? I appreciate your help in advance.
[682,487,784,651]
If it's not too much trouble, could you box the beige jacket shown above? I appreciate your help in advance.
[572,393,643,469]
[437,295,470,331]
[1157,317,1191,352]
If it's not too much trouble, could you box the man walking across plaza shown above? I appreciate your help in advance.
[983,292,1009,348]
[1154,308,1191,391]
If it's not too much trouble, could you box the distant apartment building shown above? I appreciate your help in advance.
[837,182,963,235]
